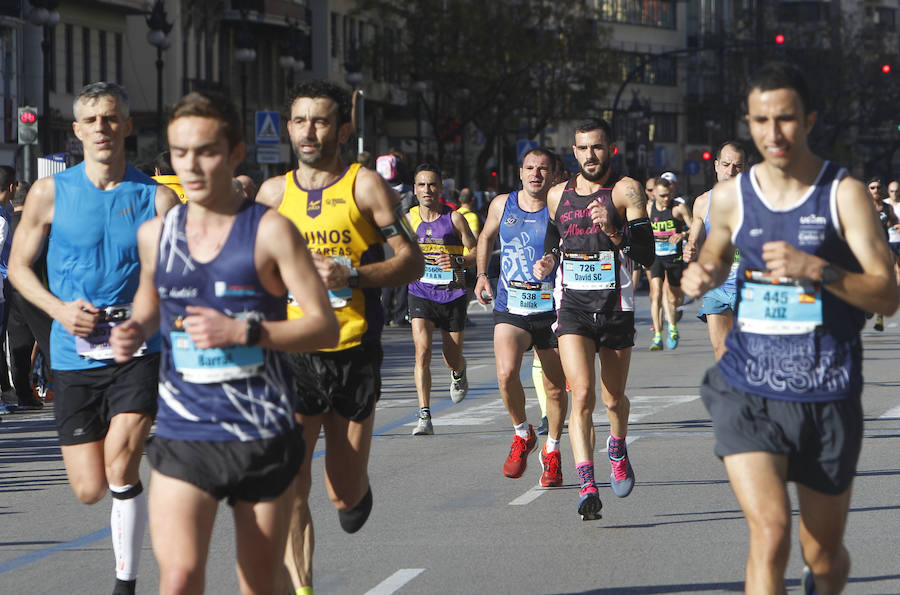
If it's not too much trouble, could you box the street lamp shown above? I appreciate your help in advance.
[234,17,257,145]
[279,22,307,91]
[344,43,364,155]
[28,0,60,156]
[146,0,172,148]
[411,77,427,163]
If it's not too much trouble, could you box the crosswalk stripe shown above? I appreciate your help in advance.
[365,569,426,594]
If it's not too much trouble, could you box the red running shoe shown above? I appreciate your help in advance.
[502,425,536,478]
[539,444,562,487]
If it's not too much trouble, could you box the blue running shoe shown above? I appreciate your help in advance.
[666,328,679,350]
[578,483,602,521]
[802,566,817,595]
[608,436,635,498]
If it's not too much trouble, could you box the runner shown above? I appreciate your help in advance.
[682,61,898,593]
[647,178,691,350]
[110,90,338,594]
[683,141,746,361]
[255,79,423,593]
[475,148,567,486]
[532,118,655,520]
[8,82,179,595]
[406,163,477,435]
[869,179,898,331]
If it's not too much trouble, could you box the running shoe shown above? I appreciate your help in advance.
[607,435,635,498]
[412,413,433,436]
[0,401,10,416]
[801,566,817,595]
[649,333,663,351]
[874,314,884,332]
[577,482,602,520]
[539,444,562,487]
[536,416,549,435]
[666,328,679,350]
[502,425,536,478]
[449,368,468,403]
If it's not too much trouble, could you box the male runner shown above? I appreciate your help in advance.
[884,180,900,296]
[255,79,423,593]
[8,82,179,594]
[647,177,691,350]
[630,176,656,293]
[406,163,477,435]
[870,180,898,331]
[110,90,338,594]
[475,148,567,485]
[683,141,746,361]
[682,61,898,594]
[533,118,655,520]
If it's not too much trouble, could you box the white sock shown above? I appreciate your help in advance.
[545,437,560,453]
[514,421,530,439]
[110,483,147,581]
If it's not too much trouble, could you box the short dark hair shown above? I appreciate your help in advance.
[414,163,441,178]
[747,61,813,115]
[0,165,16,190]
[521,147,555,166]
[716,140,745,161]
[287,79,352,126]
[169,91,243,148]
[574,118,614,142]
[13,181,30,207]
[154,150,175,175]
[866,176,883,186]
[654,178,671,191]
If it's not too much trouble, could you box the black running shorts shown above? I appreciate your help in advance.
[700,365,863,495]
[147,427,303,504]
[53,354,160,446]
[555,307,635,351]
[287,342,382,422]
[649,256,684,286]
[492,310,558,351]
[408,294,468,332]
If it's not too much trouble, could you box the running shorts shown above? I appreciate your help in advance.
[555,307,635,351]
[408,294,468,332]
[697,287,737,322]
[492,310,558,350]
[649,256,684,286]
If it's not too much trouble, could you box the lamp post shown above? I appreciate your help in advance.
[234,18,257,146]
[146,0,172,148]
[344,43,364,155]
[411,78,427,163]
[28,0,60,156]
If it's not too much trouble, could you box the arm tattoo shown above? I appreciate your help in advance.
[624,181,646,211]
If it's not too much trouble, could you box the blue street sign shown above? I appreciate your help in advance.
[685,160,700,176]
[255,111,280,145]
[516,140,538,163]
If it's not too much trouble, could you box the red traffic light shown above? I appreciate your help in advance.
[774,34,785,45]
[882,64,892,74]
[490,170,497,178]
[19,110,37,124]
[701,151,712,161]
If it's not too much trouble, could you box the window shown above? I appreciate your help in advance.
[115,33,123,84]
[331,12,339,58]
[597,0,676,29]
[82,27,91,86]
[99,31,107,81]
[778,1,830,22]
[652,113,677,143]
[612,53,678,86]
[869,6,896,30]
[48,25,57,91]
[65,24,73,93]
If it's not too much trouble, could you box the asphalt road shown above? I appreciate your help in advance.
[2,295,899,594]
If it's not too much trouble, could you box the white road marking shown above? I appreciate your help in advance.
[376,398,420,409]
[509,484,546,505]
[879,405,900,419]
[404,400,509,426]
[365,569,426,594]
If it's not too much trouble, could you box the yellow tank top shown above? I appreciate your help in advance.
[278,163,384,351]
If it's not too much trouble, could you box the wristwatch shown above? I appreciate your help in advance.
[245,314,262,346]
[454,255,466,267]
[347,266,360,288]
[820,263,839,285]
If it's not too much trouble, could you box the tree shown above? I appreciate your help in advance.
[355,0,615,187]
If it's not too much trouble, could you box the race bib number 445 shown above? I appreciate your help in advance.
[562,251,616,291]
[737,273,822,335]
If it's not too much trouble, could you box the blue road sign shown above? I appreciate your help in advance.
[255,111,280,145]
[685,160,700,176]
[517,140,538,163]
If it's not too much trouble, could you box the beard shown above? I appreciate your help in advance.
[579,158,610,182]
[294,137,337,167]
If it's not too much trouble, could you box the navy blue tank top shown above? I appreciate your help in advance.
[555,176,634,312]
[719,162,864,402]
[47,163,161,370]
[155,202,294,441]
[495,191,555,315]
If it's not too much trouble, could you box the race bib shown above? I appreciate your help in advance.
[287,256,353,310]
[655,238,677,257]
[75,304,147,360]
[737,272,822,335]
[506,280,553,315]
[889,227,900,244]
[562,251,616,291]
[421,255,454,286]
[170,331,263,383]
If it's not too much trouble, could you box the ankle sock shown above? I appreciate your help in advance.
[545,437,560,453]
[514,421,530,439]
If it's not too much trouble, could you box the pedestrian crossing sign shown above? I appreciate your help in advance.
[255,111,280,145]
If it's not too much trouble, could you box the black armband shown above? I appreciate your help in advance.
[379,206,417,243]
[620,217,655,267]
[543,219,561,259]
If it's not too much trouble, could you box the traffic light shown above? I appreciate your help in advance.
[701,151,712,161]
[17,106,38,145]
[882,63,892,74]
[774,34,785,45]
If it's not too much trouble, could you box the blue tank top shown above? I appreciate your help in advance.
[495,191,555,315]
[154,201,294,442]
[703,188,738,294]
[47,163,161,370]
[718,162,864,403]
[408,205,467,303]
